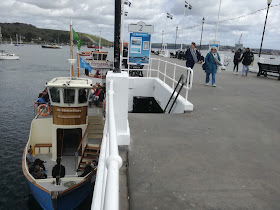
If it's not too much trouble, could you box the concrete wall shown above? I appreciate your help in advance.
[106,71,130,145]
[128,77,193,113]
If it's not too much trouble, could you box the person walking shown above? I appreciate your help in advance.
[240,47,254,77]
[185,42,202,69]
[204,46,221,87]
[233,48,242,75]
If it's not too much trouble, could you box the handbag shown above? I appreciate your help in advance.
[202,62,207,70]
[217,65,222,73]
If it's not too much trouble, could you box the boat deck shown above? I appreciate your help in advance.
[127,55,280,209]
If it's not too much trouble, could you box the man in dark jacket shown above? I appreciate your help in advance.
[52,157,65,178]
[240,48,254,76]
[185,42,202,69]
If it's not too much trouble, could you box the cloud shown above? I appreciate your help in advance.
[0,0,279,49]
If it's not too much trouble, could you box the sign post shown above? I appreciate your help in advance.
[128,22,154,65]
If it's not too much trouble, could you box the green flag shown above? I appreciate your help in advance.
[72,28,83,50]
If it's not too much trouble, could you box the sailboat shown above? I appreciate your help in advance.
[0,27,19,60]
[14,34,23,46]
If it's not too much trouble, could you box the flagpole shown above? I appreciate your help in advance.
[70,22,74,78]
[77,52,80,77]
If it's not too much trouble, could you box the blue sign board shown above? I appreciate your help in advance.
[128,32,151,65]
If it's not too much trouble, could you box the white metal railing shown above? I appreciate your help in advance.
[121,58,193,101]
[91,80,123,210]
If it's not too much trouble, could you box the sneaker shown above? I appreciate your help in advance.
[205,83,209,86]
[242,74,245,77]
[245,73,248,76]
[212,84,216,87]
[235,72,238,75]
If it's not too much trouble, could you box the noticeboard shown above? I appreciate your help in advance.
[209,40,220,51]
[128,32,151,65]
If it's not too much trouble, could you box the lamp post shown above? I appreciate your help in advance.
[259,0,272,57]
[199,17,205,52]
[114,0,122,73]
[215,0,222,41]
[175,26,178,50]
[180,1,192,51]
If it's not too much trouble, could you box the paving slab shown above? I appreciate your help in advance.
[128,56,280,210]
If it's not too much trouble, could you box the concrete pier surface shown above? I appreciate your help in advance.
[127,55,280,209]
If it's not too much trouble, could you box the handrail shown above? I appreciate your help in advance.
[168,75,188,113]
[121,57,193,102]
[77,122,90,152]
[163,74,185,113]
[91,79,123,210]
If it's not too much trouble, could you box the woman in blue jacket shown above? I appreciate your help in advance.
[204,46,221,87]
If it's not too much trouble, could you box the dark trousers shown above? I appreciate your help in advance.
[233,63,239,72]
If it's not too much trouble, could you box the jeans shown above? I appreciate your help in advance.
[206,73,216,85]
[242,65,249,75]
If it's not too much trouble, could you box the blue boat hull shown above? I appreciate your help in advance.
[26,177,94,210]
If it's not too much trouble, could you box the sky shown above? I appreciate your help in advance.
[0,0,280,50]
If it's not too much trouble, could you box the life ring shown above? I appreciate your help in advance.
[37,104,51,116]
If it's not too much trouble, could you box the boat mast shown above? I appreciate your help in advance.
[99,31,101,51]
[70,22,74,77]
[0,27,2,45]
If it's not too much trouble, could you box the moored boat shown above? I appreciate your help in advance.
[0,50,19,60]
[41,44,62,49]
[22,77,102,209]
[82,50,113,84]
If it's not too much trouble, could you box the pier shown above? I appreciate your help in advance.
[126,54,280,209]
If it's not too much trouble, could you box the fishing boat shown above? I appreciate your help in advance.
[82,50,113,84]
[22,24,103,209]
[87,45,102,49]
[41,44,62,49]
[22,76,102,209]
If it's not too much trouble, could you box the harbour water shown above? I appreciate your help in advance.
[0,44,113,210]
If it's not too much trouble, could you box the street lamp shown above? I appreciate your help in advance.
[259,0,272,57]
[175,26,178,50]
[180,1,192,51]
[199,17,205,52]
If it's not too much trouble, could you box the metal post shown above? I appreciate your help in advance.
[199,18,205,53]
[172,66,176,89]
[214,0,222,41]
[161,30,164,50]
[164,62,167,83]
[180,7,186,51]
[259,2,271,57]
[175,26,178,50]
[114,0,122,73]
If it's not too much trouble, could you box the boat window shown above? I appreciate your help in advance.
[78,88,89,103]
[49,87,60,103]
[103,54,107,61]
[98,54,102,60]
[63,89,75,103]
[93,53,98,60]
